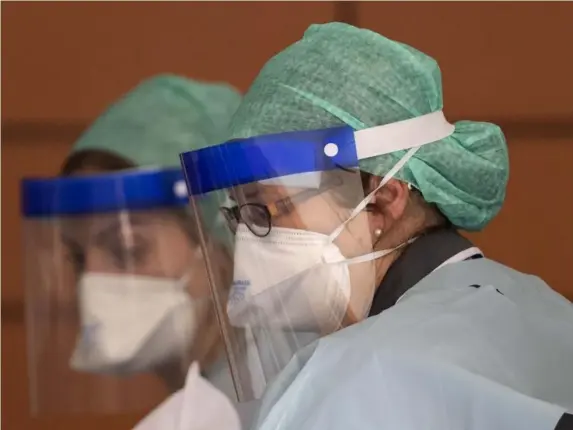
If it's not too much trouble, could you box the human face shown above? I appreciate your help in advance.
[225,170,379,326]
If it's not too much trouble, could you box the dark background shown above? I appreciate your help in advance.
[2,2,573,429]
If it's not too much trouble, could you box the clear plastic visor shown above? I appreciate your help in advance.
[187,167,381,401]
[181,111,456,401]
[21,169,228,415]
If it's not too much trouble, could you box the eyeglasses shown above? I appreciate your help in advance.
[220,177,343,238]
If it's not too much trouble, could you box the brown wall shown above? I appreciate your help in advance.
[353,2,573,296]
[2,2,572,429]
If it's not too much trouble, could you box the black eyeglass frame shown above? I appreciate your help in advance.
[220,175,346,237]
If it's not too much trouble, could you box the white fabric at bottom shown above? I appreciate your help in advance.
[254,258,573,430]
[133,362,241,430]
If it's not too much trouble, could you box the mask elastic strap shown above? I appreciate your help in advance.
[340,237,417,265]
[327,146,421,243]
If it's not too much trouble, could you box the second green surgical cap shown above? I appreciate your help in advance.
[72,74,242,168]
[227,23,509,231]
[72,74,241,239]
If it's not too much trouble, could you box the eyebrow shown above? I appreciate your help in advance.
[59,217,143,251]
[93,216,150,248]
[229,186,262,204]
[60,234,83,254]
[93,221,124,247]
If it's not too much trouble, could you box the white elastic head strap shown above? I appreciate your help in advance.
[261,110,454,191]
[327,110,455,242]
[353,110,455,160]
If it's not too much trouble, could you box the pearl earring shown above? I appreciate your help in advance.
[374,228,383,237]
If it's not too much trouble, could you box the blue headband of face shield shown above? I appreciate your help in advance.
[21,168,190,217]
[180,110,455,196]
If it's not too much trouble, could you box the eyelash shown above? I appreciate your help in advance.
[67,249,86,274]
[108,243,148,268]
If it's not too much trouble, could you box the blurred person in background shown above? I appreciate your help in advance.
[180,23,573,430]
[22,75,249,429]
[62,75,240,392]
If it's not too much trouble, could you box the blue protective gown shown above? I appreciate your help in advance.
[254,258,573,430]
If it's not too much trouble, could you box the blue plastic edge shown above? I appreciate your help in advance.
[21,167,190,217]
[179,126,358,195]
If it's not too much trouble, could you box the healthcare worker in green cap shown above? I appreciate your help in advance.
[180,23,573,430]
[21,75,251,429]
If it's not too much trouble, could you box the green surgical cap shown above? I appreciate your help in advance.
[227,23,509,231]
[72,74,242,168]
[72,74,241,239]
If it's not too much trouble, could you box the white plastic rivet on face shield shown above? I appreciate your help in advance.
[324,143,339,157]
[173,180,188,198]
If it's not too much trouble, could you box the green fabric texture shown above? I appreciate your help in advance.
[72,74,241,238]
[72,74,242,168]
[227,23,509,231]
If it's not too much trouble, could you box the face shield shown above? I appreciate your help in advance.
[21,167,222,415]
[180,110,455,402]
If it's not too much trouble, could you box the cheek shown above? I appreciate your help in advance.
[333,214,377,320]
[194,244,233,304]
[152,232,196,277]
[84,248,122,274]
[187,258,212,299]
[279,198,348,235]
[150,227,214,299]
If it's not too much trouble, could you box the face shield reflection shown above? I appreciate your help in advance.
[64,214,200,376]
[21,168,224,415]
[181,112,456,402]
[182,131,375,402]
[225,171,378,334]
[188,174,379,402]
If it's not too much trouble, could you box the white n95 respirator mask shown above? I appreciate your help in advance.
[228,148,419,333]
[70,273,198,375]
[228,225,352,332]
[228,224,408,333]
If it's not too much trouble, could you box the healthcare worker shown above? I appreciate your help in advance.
[21,75,247,429]
[180,23,573,430]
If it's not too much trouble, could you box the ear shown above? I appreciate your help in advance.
[366,177,411,237]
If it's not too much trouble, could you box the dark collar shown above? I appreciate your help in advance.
[368,227,479,317]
